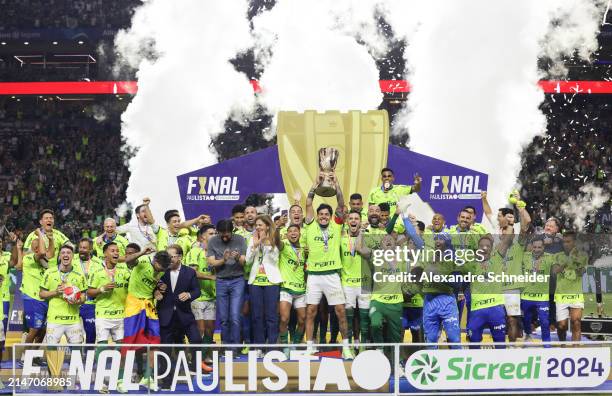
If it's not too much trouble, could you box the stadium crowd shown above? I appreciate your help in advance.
[0,161,602,391]
[520,94,611,232]
[0,99,130,242]
[0,0,139,30]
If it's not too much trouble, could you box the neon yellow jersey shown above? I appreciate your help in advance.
[155,227,195,255]
[470,223,488,236]
[127,255,161,300]
[0,251,11,302]
[278,242,306,294]
[501,242,526,291]
[88,262,130,319]
[20,253,47,301]
[93,234,129,258]
[184,244,215,301]
[24,229,69,260]
[464,252,505,311]
[404,293,424,308]
[368,184,413,217]
[554,249,588,304]
[304,220,342,273]
[71,256,103,305]
[447,225,479,252]
[41,267,87,324]
[340,233,368,287]
[521,252,554,302]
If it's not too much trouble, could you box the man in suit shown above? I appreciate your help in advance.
[155,244,201,387]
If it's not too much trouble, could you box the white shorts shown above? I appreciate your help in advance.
[306,273,345,306]
[191,300,216,321]
[343,286,370,310]
[95,318,124,342]
[45,323,84,344]
[279,290,307,309]
[556,302,584,322]
[504,292,521,316]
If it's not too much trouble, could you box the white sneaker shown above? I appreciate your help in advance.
[305,345,319,356]
[138,377,158,392]
[342,346,355,360]
[117,379,127,394]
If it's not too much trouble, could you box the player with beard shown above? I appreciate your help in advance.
[464,234,512,349]
[73,238,102,344]
[304,173,353,358]
[40,245,87,344]
[553,232,588,342]
[19,230,54,360]
[185,224,217,368]
[24,209,69,262]
[123,249,170,391]
[412,233,463,348]
[364,205,386,234]
[93,218,129,258]
[356,212,423,357]
[86,242,130,392]
[461,206,488,235]
[521,237,555,343]
[340,211,372,350]
[116,198,159,250]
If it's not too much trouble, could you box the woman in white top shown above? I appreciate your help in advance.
[247,215,281,347]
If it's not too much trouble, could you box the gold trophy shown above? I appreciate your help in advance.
[277,110,389,208]
[315,147,340,197]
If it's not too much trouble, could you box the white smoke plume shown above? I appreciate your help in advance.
[383,0,606,212]
[252,0,383,114]
[114,0,256,221]
[561,183,611,230]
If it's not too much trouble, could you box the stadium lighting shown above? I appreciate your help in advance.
[78,40,84,45]
[0,42,6,45]
[52,41,58,45]
[23,41,29,45]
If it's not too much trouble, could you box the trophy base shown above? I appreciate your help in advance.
[315,186,337,197]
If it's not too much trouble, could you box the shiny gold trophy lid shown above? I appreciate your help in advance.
[277,110,389,208]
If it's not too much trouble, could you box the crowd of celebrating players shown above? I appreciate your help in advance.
[0,165,597,391]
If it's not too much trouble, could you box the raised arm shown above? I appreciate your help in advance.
[274,227,285,251]
[355,231,372,259]
[334,176,345,219]
[121,247,153,263]
[179,214,210,230]
[143,198,155,225]
[402,214,424,250]
[481,191,494,225]
[513,192,532,234]
[305,176,321,225]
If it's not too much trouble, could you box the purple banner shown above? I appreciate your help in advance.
[177,145,487,225]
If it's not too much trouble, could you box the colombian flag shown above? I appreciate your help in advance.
[121,293,160,353]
